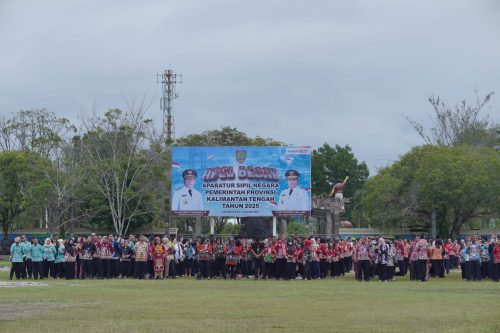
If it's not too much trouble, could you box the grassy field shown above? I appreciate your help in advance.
[0,262,499,333]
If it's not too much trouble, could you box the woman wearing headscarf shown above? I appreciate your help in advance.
[376,238,389,282]
[319,238,328,279]
[285,237,296,280]
[459,239,470,280]
[309,238,320,279]
[9,237,25,280]
[175,238,185,278]
[468,236,482,281]
[120,239,134,278]
[42,238,57,278]
[302,239,312,280]
[331,240,341,278]
[386,241,396,281]
[64,238,77,280]
[262,239,274,280]
[293,240,303,279]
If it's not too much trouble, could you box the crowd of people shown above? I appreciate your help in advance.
[7,233,500,283]
[352,234,500,282]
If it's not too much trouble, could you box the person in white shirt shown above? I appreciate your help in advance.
[172,169,204,211]
[277,169,309,211]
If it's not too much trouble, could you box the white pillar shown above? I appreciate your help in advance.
[210,218,215,235]
[272,217,277,237]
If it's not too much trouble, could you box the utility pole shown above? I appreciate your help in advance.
[158,68,182,235]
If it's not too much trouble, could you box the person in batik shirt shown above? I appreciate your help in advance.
[152,237,166,279]
[355,237,372,282]
[376,238,389,282]
[415,235,430,281]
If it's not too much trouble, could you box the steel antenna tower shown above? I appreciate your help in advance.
[157,67,182,234]
[158,68,181,143]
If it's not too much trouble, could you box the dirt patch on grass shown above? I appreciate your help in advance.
[0,302,67,321]
[0,281,50,288]
[0,266,10,272]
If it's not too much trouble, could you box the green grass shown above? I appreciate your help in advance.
[0,267,499,333]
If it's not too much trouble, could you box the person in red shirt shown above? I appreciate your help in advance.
[443,240,451,274]
[493,237,500,282]
[294,241,304,279]
[197,238,212,279]
[345,238,354,273]
[151,237,166,279]
[273,234,287,280]
[224,238,242,279]
[319,239,328,278]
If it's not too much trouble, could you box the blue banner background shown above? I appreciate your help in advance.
[171,146,311,217]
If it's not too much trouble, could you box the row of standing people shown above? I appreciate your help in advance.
[10,233,499,282]
[352,234,500,282]
[9,233,356,281]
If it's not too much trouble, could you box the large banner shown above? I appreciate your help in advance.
[171,146,311,217]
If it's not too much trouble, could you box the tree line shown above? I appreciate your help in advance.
[0,91,498,251]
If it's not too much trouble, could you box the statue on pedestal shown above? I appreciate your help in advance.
[329,176,349,211]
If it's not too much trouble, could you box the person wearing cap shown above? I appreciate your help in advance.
[172,169,203,211]
[277,169,309,211]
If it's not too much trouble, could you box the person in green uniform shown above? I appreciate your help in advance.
[10,237,25,280]
[42,238,57,278]
[29,238,44,280]
[21,235,31,279]
[54,239,66,278]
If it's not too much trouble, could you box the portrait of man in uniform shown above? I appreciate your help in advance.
[277,169,309,211]
[172,169,204,211]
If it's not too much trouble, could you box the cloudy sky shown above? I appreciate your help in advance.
[1,0,499,174]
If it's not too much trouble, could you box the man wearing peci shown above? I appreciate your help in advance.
[277,169,309,211]
[172,169,204,211]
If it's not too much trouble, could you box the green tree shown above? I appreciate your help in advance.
[0,109,76,158]
[407,91,498,148]
[77,108,163,236]
[0,109,86,237]
[287,221,308,237]
[361,145,500,237]
[311,143,369,223]
[175,126,283,146]
[0,151,47,251]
